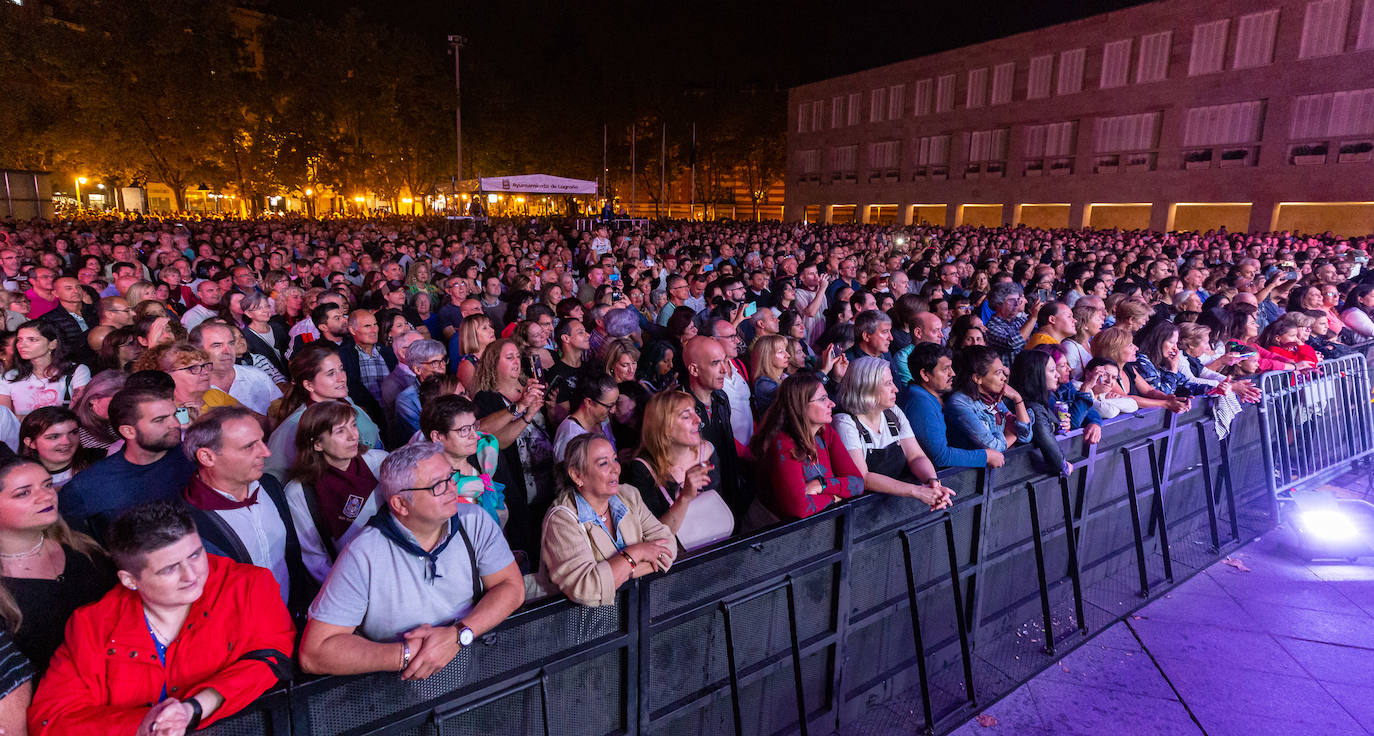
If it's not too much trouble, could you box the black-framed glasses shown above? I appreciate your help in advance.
[589,396,618,410]
[171,362,212,376]
[402,471,457,496]
[448,422,479,438]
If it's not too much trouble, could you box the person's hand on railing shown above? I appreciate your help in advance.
[401,623,462,680]
[1164,395,1190,413]
[911,479,954,510]
[1081,423,1102,445]
[984,448,1005,468]
[625,539,675,575]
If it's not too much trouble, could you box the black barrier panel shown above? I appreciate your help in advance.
[200,402,1278,736]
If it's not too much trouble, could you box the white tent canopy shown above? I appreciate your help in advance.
[478,174,597,195]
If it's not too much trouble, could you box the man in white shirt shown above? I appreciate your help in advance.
[180,406,315,615]
[180,280,224,330]
[709,319,754,445]
[189,321,282,415]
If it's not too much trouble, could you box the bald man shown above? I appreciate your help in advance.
[39,276,98,367]
[683,336,750,523]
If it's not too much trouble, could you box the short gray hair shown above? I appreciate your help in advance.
[604,308,639,337]
[834,356,892,416]
[182,406,259,464]
[241,291,272,313]
[988,281,1024,307]
[404,338,446,369]
[377,441,445,504]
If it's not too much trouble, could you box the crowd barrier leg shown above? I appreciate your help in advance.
[1146,442,1176,585]
[1218,437,1242,543]
[1120,446,1154,598]
[1195,423,1226,553]
[897,526,937,734]
[1057,475,1088,635]
[1024,483,1057,656]
[941,515,979,712]
[719,577,810,736]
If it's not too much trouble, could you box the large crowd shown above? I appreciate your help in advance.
[0,213,1368,733]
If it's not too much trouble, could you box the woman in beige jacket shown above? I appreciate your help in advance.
[541,434,677,606]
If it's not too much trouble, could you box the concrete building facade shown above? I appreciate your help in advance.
[785,0,1374,236]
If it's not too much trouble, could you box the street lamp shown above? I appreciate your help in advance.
[448,35,467,182]
[74,176,87,209]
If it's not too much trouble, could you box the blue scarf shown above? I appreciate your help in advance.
[365,507,458,583]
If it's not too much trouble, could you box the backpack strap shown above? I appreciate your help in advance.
[882,408,901,438]
[298,482,340,562]
[454,517,483,604]
[836,411,873,445]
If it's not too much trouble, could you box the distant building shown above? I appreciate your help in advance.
[785,0,1374,236]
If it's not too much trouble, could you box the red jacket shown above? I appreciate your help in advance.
[759,424,864,519]
[29,554,295,735]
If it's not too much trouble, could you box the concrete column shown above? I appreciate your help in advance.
[1249,199,1281,233]
[1006,203,1022,227]
[901,204,914,226]
[858,203,873,224]
[822,204,835,224]
[951,204,964,228]
[1151,203,1173,233]
[1069,202,1090,229]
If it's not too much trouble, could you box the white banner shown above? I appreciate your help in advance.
[478,174,597,195]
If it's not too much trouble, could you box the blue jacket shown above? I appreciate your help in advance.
[900,385,988,468]
[945,390,1033,453]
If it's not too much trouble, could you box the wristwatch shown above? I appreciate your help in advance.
[456,623,475,647]
[184,697,203,734]
[507,404,526,420]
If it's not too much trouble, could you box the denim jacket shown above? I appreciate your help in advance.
[945,390,1032,452]
[1131,355,1208,397]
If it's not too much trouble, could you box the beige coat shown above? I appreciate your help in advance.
[540,486,678,606]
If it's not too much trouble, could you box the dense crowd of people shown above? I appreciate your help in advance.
[0,213,1368,732]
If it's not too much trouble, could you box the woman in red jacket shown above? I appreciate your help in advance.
[1257,316,1320,371]
[29,501,295,736]
[749,374,864,520]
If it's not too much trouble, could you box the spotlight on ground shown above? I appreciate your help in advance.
[1283,494,1374,562]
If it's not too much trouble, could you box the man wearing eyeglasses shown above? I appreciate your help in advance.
[300,442,523,680]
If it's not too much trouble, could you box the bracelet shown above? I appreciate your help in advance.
[619,550,638,569]
[399,641,412,672]
[508,405,526,419]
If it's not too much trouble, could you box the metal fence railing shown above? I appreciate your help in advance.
[198,399,1278,736]
[1257,352,1374,522]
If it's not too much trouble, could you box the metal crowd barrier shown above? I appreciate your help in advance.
[202,400,1276,736]
[1256,352,1374,522]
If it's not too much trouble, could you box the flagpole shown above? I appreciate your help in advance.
[630,123,636,217]
[660,122,667,219]
[690,123,696,221]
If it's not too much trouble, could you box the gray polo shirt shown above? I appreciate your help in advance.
[308,505,514,642]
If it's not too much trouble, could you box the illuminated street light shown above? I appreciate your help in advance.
[305,188,314,196]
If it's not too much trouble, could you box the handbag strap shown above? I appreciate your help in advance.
[454,517,483,604]
[238,648,294,683]
[298,482,339,561]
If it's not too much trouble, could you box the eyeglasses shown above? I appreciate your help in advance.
[421,357,447,368]
[448,422,479,438]
[401,472,458,497]
[171,362,212,376]
[589,396,618,410]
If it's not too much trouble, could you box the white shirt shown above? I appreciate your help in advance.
[721,362,754,444]
[833,409,915,455]
[180,304,217,330]
[215,364,283,415]
[0,365,90,416]
[210,481,291,604]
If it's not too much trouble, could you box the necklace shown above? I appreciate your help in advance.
[147,617,177,646]
[0,533,44,560]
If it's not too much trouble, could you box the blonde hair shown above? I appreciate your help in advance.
[749,334,789,383]
[458,314,493,356]
[636,391,695,481]
[602,338,640,377]
[1090,326,1135,364]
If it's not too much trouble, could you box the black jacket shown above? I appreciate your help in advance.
[692,388,752,524]
[337,335,397,434]
[242,321,290,377]
[39,303,98,369]
[184,473,318,619]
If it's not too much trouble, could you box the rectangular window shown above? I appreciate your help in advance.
[831,96,844,129]
[1136,31,1172,82]
[1233,9,1280,68]
[1189,19,1230,76]
[966,67,988,108]
[847,92,862,126]
[991,62,1015,105]
[914,78,933,116]
[1300,0,1350,58]
[869,141,900,169]
[870,88,886,123]
[1358,0,1374,49]
[1095,111,1161,152]
[1024,121,1077,157]
[1183,100,1266,146]
[1027,55,1053,99]
[1101,39,1132,88]
[798,149,821,174]
[888,84,905,119]
[935,74,956,112]
[916,135,951,166]
[967,128,1009,162]
[1057,48,1085,94]
[797,104,807,133]
[810,101,823,131]
[1291,88,1374,138]
[830,145,858,172]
